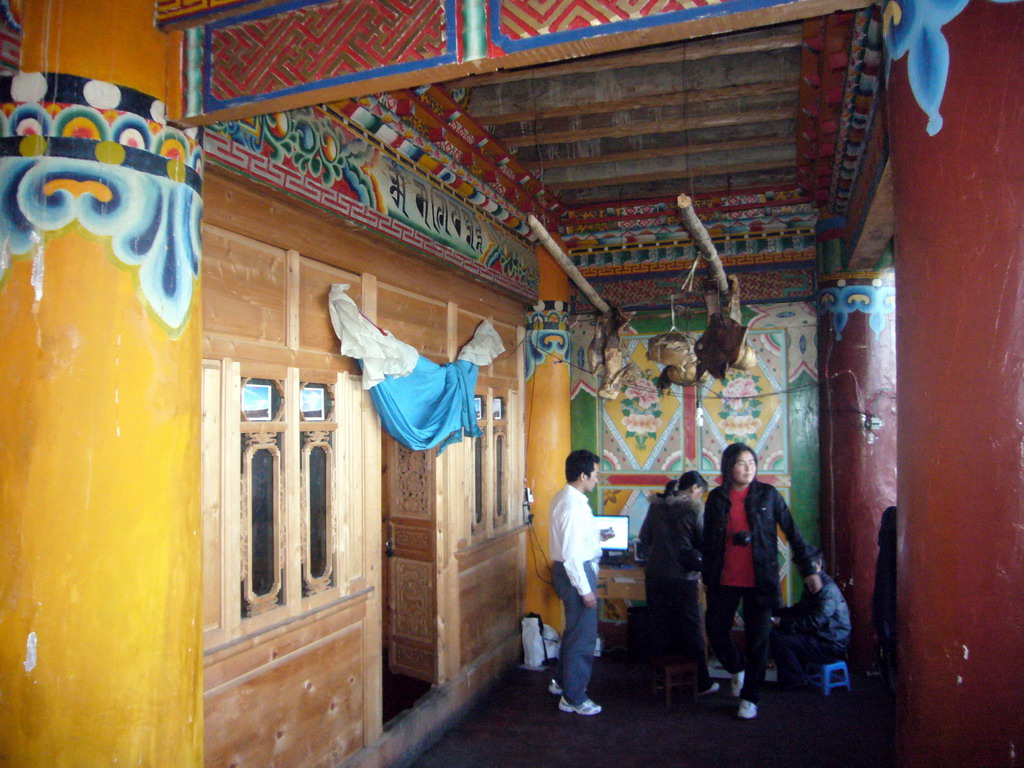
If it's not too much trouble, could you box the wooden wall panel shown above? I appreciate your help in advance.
[204,623,365,768]
[299,260,361,355]
[458,539,521,667]
[377,285,448,361]
[203,168,531,329]
[456,308,484,354]
[201,167,530,761]
[488,321,521,385]
[202,362,223,636]
[203,224,288,343]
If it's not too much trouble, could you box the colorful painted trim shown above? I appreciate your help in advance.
[795,12,857,207]
[206,109,538,298]
[336,91,537,237]
[526,300,569,381]
[0,0,20,33]
[564,217,818,252]
[570,264,816,315]
[203,0,458,112]
[156,0,262,25]
[184,27,204,119]
[574,233,817,270]
[0,7,19,75]
[829,7,883,215]
[491,0,776,53]
[883,0,1023,136]
[817,284,895,340]
[0,73,202,336]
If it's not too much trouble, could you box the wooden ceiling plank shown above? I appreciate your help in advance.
[491,90,795,143]
[560,170,798,205]
[447,24,803,90]
[501,107,794,148]
[524,135,791,170]
[547,159,795,191]
[469,47,799,123]
[478,81,795,127]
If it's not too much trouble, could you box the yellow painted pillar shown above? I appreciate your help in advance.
[0,2,203,765]
[524,246,572,631]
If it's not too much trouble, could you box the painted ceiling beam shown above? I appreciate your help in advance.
[178,0,871,126]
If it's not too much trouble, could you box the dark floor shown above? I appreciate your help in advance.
[408,651,895,768]
[383,652,433,724]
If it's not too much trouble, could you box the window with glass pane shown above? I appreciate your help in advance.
[473,437,483,529]
[242,431,283,617]
[494,432,505,524]
[302,430,334,596]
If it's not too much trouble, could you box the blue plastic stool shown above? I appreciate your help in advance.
[807,661,851,695]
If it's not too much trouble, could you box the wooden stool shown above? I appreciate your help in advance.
[650,655,698,706]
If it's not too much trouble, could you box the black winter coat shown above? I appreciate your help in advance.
[775,573,851,654]
[701,479,816,604]
[639,493,703,581]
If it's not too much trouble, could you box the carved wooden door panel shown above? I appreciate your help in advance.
[385,437,439,683]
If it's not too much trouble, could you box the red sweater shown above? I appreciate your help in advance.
[721,486,755,587]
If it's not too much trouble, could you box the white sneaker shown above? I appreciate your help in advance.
[548,679,562,695]
[697,682,720,696]
[731,670,745,697]
[737,699,758,719]
[559,696,602,715]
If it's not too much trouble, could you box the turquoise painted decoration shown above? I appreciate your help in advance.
[526,301,569,381]
[817,285,896,340]
[0,156,203,334]
[884,0,1023,135]
[0,72,202,337]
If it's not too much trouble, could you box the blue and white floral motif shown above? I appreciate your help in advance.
[884,0,1023,135]
[0,156,202,335]
[817,285,896,340]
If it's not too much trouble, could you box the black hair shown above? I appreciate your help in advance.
[720,443,757,488]
[678,470,708,493]
[565,449,600,483]
[807,547,825,572]
[658,479,680,499]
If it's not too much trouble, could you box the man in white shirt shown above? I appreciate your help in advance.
[548,449,608,716]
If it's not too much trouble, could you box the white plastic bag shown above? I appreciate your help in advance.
[522,614,560,669]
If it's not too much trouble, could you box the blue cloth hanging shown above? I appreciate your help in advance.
[368,356,482,454]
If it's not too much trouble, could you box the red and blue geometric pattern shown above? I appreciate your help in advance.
[492,0,754,52]
[207,0,453,110]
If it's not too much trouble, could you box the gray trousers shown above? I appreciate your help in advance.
[553,560,598,705]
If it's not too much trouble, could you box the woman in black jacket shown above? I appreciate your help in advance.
[701,443,821,720]
[639,470,719,695]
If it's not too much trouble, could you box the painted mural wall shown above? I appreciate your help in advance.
[569,300,819,620]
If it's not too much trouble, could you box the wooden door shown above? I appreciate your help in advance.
[384,435,439,683]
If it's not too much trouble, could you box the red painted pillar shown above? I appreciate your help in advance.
[887,0,1024,764]
[817,271,897,671]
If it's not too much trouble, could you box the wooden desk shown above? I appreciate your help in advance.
[597,565,646,601]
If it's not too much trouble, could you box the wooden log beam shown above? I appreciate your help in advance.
[676,193,728,295]
[527,215,610,315]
